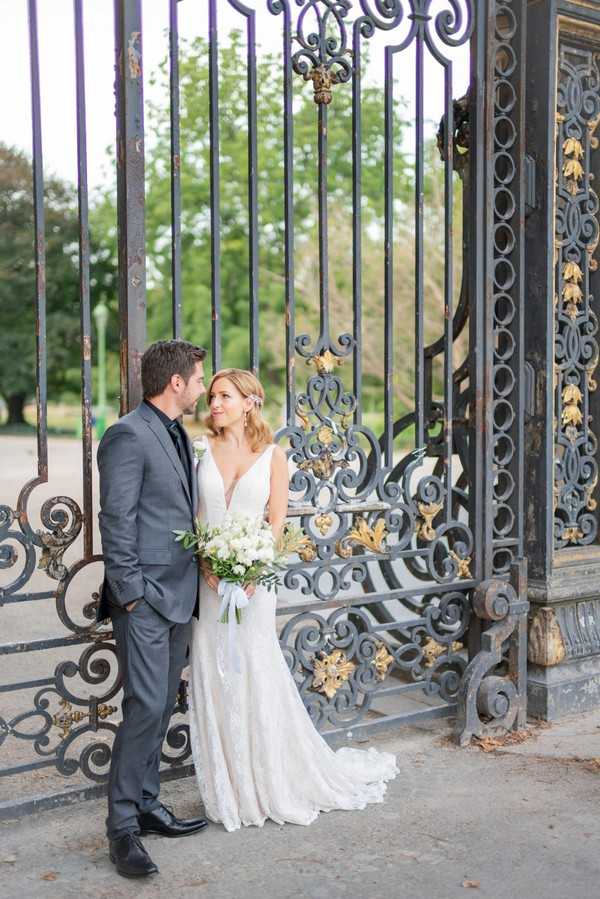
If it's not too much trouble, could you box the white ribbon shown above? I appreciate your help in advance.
[217,580,250,674]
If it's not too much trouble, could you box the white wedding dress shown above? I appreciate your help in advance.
[187,437,398,831]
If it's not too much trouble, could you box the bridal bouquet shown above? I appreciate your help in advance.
[174,513,305,624]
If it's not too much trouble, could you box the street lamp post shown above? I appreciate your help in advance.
[93,301,108,438]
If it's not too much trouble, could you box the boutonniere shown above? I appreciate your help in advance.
[192,439,206,463]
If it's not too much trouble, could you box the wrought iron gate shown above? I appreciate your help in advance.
[0,0,530,819]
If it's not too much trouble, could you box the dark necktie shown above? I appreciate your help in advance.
[167,420,184,463]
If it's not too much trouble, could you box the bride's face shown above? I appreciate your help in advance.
[209,377,250,429]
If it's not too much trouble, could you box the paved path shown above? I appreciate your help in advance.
[1,714,599,899]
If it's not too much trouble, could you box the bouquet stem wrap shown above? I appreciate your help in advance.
[218,579,250,674]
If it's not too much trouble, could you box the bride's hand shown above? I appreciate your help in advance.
[200,560,220,592]
[244,583,256,599]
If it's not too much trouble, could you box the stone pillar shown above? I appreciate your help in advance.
[525,0,600,718]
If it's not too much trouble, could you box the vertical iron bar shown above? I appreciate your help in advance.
[169,0,182,339]
[113,0,146,414]
[208,0,222,373]
[383,47,394,467]
[27,0,47,481]
[482,0,496,581]
[282,5,295,426]
[443,63,454,524]
[469,7,486,592]
[514,1,526,561]
[317,103,329,347]
[246,10,259,373]
[352,24,363,426]
[74,0,93,558]
[415,35,425,450]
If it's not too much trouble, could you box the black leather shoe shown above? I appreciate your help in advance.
[138,803,209,838]
[109,833,158,878]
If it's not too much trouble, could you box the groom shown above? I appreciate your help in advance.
[97,339,208,878]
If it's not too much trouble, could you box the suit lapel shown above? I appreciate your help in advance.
[138,404,192,508]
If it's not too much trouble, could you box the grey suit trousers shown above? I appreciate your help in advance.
[106,598,191,840]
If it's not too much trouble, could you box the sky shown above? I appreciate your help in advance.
[0,0,471,191]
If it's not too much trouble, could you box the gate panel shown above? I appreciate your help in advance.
[0,0,529,817]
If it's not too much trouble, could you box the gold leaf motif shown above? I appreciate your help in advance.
[312,650,356,698]
[308,350,343,374]
[563,261,583,283]
[314,513,332,536]
[566,303,579,320]
[422,637,464,668]
[562,282,583,303]
[373,641,394,681]
[563,137,584,159]
[347,516,387,553]
[304,64,340,106]
[416,501,443,542]
[297,411,311,431]
[562,383,582,405]
[298,539,318,562]
[563,526,583,544]
[563,158,584,181]
[449,550,472,579]
[317,426,335,446]
[562,404,583,427]
[298,452,349,481]
[52,698,117,741]
[567,179,580,196]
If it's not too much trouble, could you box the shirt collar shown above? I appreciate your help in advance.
[143,398,178,431]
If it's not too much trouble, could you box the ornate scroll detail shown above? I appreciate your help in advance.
[554,41,600,548]
[488,0,523,576]
[456,564,529,747]
[292,0,353,104]
[280,597,470,730]
[278,334,475,603]
[53,698,117,740]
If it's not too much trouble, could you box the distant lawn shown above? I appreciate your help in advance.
[0,404,417,451]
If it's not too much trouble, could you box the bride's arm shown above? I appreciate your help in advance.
[267,445,290,539]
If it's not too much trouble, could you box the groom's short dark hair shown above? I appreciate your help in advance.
[142,339,207,398]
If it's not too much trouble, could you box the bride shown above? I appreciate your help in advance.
[188,367,398,831]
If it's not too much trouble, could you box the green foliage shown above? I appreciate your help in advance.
[0,144,116,423]
[142,32,411,402]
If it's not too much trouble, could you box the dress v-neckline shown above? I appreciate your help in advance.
[206,439,271,510]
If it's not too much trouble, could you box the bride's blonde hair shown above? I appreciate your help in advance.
[204,368,273,452]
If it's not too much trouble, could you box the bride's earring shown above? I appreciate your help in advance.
[243,410,248,428]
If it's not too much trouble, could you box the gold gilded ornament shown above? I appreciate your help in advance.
[449,550,472,579]
[416,501,443,542]
[373,641,394,681]
[312,649,356,698]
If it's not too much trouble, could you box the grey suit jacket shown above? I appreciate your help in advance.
[96,402,199,624]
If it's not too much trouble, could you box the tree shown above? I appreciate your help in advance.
[0,144,115,425]
[139,33,411,399]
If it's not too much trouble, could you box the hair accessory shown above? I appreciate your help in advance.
[247,393,263,408]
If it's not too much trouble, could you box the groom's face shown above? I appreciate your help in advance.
[177,361,206,415]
